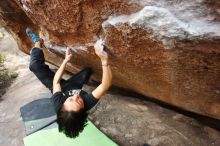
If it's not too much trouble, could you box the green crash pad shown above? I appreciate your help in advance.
[24,121,118,146]
[24,116,57,135]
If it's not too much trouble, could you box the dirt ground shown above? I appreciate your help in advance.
[0,29,220,146]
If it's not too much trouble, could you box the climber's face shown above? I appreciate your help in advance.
[63,94,84,112]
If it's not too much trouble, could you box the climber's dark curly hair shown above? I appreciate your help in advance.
[57,107,88,138]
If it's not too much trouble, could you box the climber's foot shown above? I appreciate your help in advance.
[26,28,39,43]
[26,28,45,54]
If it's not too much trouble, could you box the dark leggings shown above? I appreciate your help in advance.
[29,48,92,93]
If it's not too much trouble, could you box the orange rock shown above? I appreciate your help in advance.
[0,0,219,119]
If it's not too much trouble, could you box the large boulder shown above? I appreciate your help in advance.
[0,0,219,119]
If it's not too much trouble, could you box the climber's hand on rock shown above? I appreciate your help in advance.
[64,47,72,62]
[94,39,108,61]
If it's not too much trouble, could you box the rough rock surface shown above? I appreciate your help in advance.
[1,31,220,146]
[0,0,220,119]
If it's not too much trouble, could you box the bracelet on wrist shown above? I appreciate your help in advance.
[102,64,109,66]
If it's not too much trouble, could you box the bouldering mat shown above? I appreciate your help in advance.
[21,96,118,146]
[24,121,118,146]
[20,96,57,135]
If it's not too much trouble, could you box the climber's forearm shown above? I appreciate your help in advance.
[53,59,68,84]
[100,59,112,90]
[92,58,112,99]
[53,48,72,94]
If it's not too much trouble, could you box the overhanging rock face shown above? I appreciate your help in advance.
[0,0,220,119]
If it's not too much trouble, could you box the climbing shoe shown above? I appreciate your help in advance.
[26,28,39,43]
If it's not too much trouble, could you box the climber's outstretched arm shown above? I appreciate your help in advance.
[53,48,72,94]
[92,40,112,99]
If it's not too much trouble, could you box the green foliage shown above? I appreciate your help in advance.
[0,31,4,40]
[0,53,4,64]
[8,72,18,78]
[0,53,18,97]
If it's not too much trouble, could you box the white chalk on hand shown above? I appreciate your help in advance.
[95,39,108,56]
